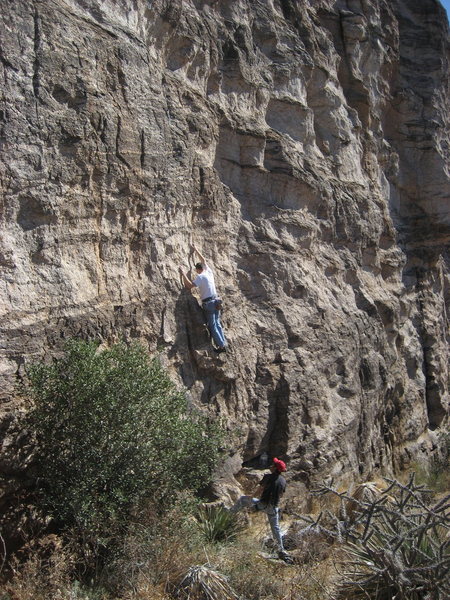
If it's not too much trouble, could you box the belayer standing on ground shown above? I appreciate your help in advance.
[230,458,293,563]
[179,245,227,354]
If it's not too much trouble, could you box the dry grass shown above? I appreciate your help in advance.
[2,536,79,600]
[216,535,288,599]
[210,511,340,600]
[121,581,169,600]
[100,505,206,596]
[1,497,342,600]
[2,533,341,600]
[4,468,448,600]
[3,543,104,600]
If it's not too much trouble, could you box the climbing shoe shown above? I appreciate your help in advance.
[278,551,294,564]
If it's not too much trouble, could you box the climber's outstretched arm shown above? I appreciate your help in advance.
[179,267,195,290]
[191,244,208,268]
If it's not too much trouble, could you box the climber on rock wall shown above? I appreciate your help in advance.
[179,245,227,353]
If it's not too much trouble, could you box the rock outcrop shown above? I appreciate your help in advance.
[1,0,449,504]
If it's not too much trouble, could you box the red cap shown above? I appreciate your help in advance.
[273,458,286,472]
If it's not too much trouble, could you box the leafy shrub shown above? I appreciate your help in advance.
[26,339,223,538]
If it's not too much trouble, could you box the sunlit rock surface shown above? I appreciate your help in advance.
[1,0,449,503]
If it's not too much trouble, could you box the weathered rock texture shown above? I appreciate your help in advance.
[1,0,449,503]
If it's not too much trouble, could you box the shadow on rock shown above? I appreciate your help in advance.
[171,291,236,397]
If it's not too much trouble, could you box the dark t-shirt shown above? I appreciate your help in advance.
[259,472,286,506]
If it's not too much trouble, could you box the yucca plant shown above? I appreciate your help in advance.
[195,505,243,543]
[175,565,240,600]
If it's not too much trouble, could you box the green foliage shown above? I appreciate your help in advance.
[26,339,223,537]
[195,505,243,543]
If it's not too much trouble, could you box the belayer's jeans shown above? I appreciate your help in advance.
[203,299,227,348]
[230,496,285,552]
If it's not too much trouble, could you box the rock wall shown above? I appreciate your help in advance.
[1,0,449,501]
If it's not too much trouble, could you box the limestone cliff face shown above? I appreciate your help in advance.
[1,0,449,501]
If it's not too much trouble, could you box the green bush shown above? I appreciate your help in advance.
[26,339,223,537]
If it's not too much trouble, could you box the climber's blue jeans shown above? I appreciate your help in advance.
[230,496,285,551]
[202,300,226,348]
